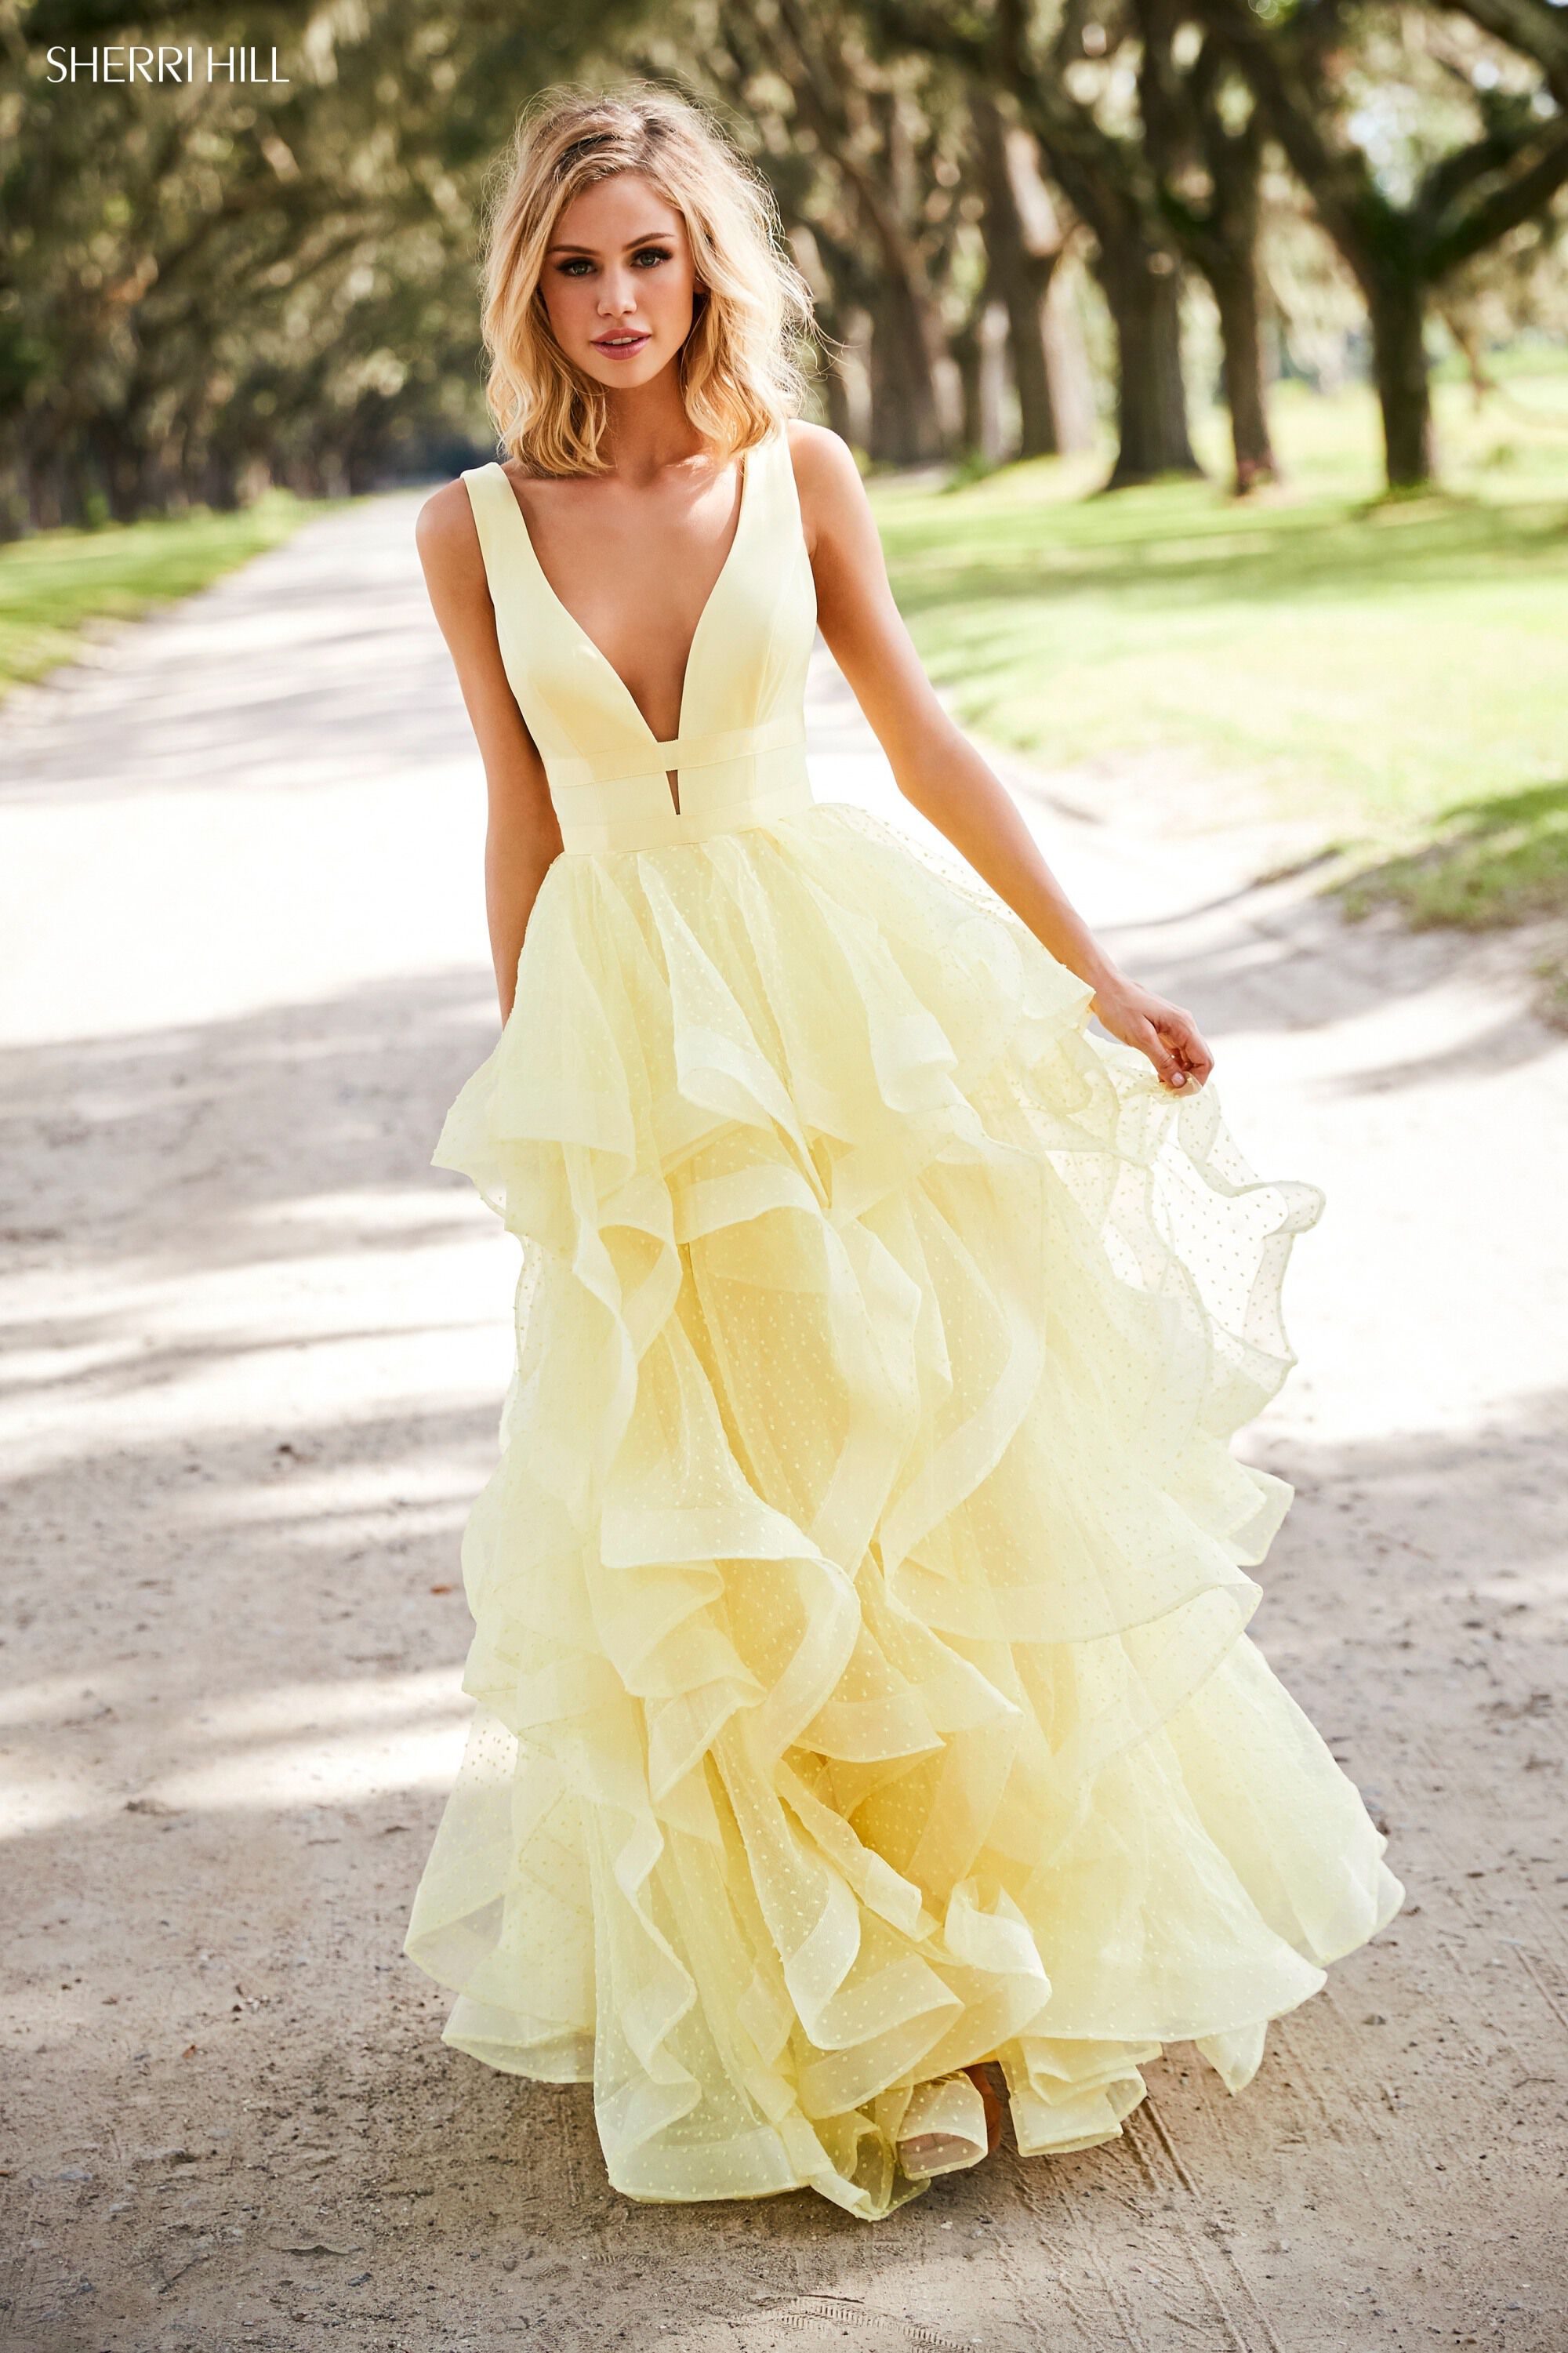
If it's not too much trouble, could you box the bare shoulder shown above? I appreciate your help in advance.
[784,419,880,571]
[785,417,866,509]
[414,475,483,585]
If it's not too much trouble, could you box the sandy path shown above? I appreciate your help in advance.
[2,486,1564,2353]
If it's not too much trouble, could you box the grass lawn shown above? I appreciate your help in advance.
[6,394,1563,1003]
[872,371,1568,1001]
[0,489,335,695]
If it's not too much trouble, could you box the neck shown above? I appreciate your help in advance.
[597,362,711,482]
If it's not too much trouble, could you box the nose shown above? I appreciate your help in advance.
[597,267,641,317]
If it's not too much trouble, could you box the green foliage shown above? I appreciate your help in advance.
[1339,781,1568,928]
[875,377,1568,827]
[0,492,327,688]
[1,0,657,526]
[1338,775,1568,1019]
[876,368,1568,1011]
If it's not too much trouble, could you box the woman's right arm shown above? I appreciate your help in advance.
[415,482,563,1022]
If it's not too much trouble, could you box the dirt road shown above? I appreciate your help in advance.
[3,486,1564,2353]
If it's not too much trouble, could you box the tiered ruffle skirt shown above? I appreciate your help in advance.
[405,802,1403,2218]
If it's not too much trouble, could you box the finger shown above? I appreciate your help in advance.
[1160,1015,1213,1085]
[1134,1020,1189,1089]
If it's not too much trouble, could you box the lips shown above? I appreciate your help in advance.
[592,332,652,358]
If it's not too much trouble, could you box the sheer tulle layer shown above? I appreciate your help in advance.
[404,802,1402,2219]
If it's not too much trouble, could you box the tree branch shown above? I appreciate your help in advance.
[1424,121,1568,273]
[1438,0,1568,107]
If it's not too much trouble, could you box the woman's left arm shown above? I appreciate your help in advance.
[789,422,1212,1094]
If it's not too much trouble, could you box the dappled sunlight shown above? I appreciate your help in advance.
[0,1665,474,1841]
[149,1705,470,1819]
[877,387,1568,840]
[241,1185,506,1237]
[187,1666,466,1743]
[144,1723,468,1817]
[4,470,1563,2343]
[0,490,460,821]
[1091,822,1568,1079]
[0,1667,137,1730]
[0,1759,106,1839]
[193,1471,476,1547]
[0,1242,506,1458]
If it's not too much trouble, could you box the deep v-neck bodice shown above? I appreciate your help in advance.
[491,450,753,753]
[461,425,818,856]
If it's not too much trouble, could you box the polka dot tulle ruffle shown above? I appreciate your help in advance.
[403,800,1403,2220]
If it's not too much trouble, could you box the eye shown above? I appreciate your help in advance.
[632,245,673,267]
[555,256,594,277]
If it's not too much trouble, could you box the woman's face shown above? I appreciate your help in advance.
[538,172,700,392]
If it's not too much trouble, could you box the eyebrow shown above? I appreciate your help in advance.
[546,229,677,255]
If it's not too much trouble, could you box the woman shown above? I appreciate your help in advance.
[405,83,1401,2220]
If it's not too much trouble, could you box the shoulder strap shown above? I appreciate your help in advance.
[460,463,524,615]
[755,422,805,557]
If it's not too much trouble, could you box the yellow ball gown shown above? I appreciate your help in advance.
[403,424,1402,2219]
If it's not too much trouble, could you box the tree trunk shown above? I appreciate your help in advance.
[1002,267,1059,457]
[977,302,1011,459]
[822,364,855,445]
[951,307,985,454]
[866,273,947,464]
[1041,260,1098,453]
[1030,122,1199,481]
[1210,257,1278,492]
[1365,272,1436,489]
[1094,242,1201,485]
[970,96,1059,457]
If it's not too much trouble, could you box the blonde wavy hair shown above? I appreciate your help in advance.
[480,84,815,477]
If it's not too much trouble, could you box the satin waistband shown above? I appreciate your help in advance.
[546,720,815,855]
